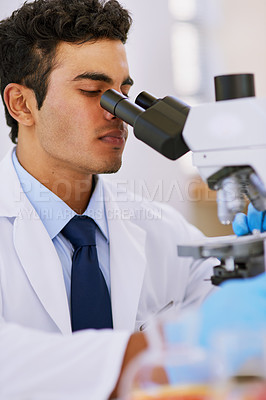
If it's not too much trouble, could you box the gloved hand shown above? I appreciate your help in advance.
[232,203,266,236]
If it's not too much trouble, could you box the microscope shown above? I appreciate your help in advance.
[100,74,266,285]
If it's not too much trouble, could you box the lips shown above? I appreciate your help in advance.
[99,129,127,146]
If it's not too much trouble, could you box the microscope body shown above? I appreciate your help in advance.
[182,96,266,224]
[101,80,266,225]
[100,76,266,284]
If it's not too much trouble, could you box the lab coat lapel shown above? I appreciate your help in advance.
[0,149,71,334]
[104,185,147,331]
[13,208,72,334]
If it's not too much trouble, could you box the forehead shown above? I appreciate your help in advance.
[52,39,129,81]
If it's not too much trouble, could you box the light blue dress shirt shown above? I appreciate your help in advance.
[12,149,110,309]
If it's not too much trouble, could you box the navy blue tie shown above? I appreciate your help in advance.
[62,215,113,331]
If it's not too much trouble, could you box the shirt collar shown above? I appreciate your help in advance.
[12,148,109,242]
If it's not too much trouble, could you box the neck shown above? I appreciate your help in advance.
[16,144,94,215]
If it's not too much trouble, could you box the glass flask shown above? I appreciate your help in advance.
[119,320,266,400]
[211,330,266,400]
[119,342,217,399]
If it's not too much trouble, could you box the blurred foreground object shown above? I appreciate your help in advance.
[119,342,215,399]
[120,320,266,399]
[121,273,266,399]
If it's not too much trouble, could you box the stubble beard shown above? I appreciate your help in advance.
[99,157,123,174]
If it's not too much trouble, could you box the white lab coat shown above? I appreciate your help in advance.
[0,148,216,399]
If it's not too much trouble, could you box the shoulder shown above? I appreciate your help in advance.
[100,176,205,241]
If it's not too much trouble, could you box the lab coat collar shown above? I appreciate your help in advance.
[0,146,26,218]
[11,149,109,242]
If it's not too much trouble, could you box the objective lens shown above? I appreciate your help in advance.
[217,176,246,224]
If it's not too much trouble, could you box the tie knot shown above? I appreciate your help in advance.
[62,215,96,249]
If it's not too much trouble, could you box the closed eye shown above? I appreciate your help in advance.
[80,89,102,97]
[80,89,130,98]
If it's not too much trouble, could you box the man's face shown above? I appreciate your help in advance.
[31,39,132,176]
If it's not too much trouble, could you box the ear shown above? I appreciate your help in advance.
[4,83,36,127]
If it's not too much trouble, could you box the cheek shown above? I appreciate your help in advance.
[69,102,103,134]
[39,94,102,145]
[60,96,99,124]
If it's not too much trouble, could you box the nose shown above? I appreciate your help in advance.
[103,108,117,121]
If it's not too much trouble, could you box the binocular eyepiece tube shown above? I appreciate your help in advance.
[100,89,143,127]
[100,89,190,161]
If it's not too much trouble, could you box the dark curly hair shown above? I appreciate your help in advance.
[0,0,132,143]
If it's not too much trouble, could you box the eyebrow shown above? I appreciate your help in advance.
[72,72,134,86]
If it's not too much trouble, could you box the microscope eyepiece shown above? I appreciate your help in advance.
[214,73,255,101]
[135,91,158,110]
[100,89,143,127]
[100,89,126,115]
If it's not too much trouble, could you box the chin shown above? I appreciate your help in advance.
[101,165,122,175]
[95,158,122,175]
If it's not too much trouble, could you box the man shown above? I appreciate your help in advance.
[0,0,216,398]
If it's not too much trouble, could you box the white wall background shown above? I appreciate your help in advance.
[1,0,266,235]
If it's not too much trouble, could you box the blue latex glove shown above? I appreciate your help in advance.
[232,203,266,236]
[197,273,266,377]
[198,273,266,348]
[164,273,266,382]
